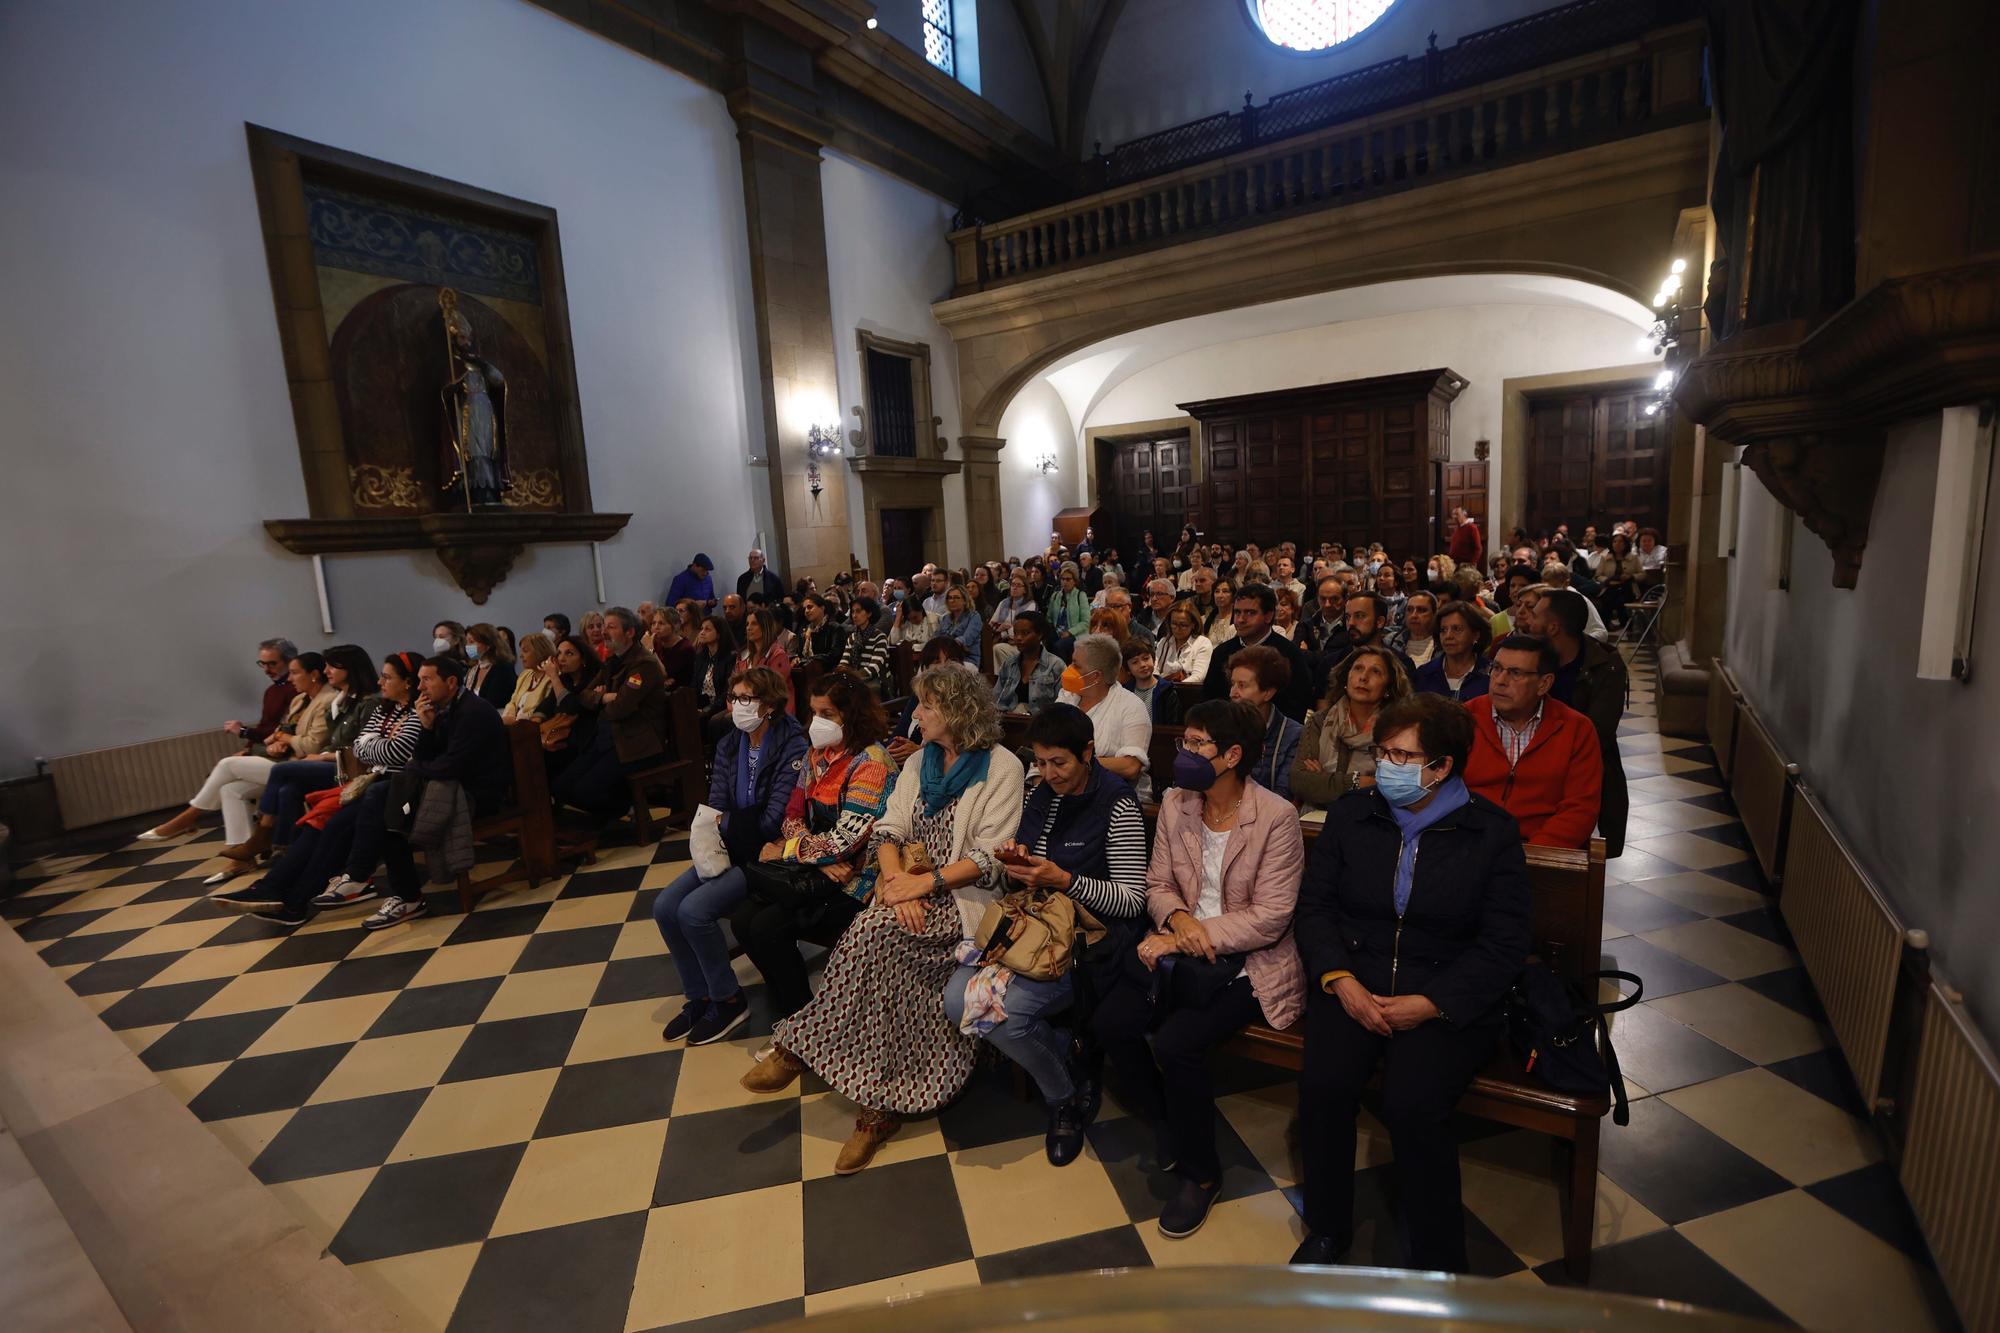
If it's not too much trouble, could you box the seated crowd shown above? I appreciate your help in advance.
[141,515,1638,1265]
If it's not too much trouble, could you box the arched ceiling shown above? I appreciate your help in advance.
[1033,273,1656,429]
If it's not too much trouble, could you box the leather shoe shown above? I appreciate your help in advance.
[1044,1099,1085,1167]
[1289,1233,1346,1265]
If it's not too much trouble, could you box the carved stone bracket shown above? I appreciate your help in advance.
[263,511,633,604]
[1675,258,2000,587]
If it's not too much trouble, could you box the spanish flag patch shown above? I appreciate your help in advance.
[627,672,643,688]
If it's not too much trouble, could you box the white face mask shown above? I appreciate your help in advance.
[808,715,845,750]
[432,636,451,654]
[730,700,763,733]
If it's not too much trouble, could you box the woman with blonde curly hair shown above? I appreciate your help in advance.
[1291,644,1414,809]
[742,665,1024,1174]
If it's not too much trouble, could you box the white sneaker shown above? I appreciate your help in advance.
[309,875,378,910]
[362,895,427,930]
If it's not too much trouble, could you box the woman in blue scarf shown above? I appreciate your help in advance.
[1290,692,1531,1274]
[740,665,1025,1176]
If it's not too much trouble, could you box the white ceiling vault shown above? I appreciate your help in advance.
[1034,273,1655,430]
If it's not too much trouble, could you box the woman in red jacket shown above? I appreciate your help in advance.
[1459,636,1602,848]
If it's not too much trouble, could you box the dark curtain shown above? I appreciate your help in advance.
[1703,0,1860,338]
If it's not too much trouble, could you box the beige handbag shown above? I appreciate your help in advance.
[973,889,1106,982]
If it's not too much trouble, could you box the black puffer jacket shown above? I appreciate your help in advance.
[1294,786,1530,1028]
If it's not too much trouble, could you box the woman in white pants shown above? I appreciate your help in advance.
[141,654,332,845]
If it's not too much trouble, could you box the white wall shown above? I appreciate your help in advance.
[820,149,968,572]
[997,379,1082,557]
[0,0,766,775]
[1080,302,1648,519]
[1726,418,2000,1037]
[1086,0,1570,150]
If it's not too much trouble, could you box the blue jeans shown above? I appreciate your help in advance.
[944,965,1076,1102]
[652,865,750,1003]
[259,760,338,843]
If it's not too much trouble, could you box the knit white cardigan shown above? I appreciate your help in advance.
[873,743,1026,937]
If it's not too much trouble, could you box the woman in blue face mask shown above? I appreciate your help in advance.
[1289,692,1531,1274]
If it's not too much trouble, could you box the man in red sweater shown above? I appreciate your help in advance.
[1447,506,1483,572]
[1462,635,1602,848]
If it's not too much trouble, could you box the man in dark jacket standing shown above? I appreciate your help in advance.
[1523,589,1628,856]
[1290,693,1529,1273]
[556,606,668,818]
[737,547,785,606]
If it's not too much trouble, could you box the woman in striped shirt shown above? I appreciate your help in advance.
[213,651,428,925]
[942,703,1150,1167]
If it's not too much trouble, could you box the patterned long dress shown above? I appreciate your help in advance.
[772,800,980,1114]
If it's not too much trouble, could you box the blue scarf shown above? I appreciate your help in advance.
[1387,776,1470,916]
[919,743,991,816]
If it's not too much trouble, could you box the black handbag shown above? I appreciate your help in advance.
[1506,963,1643,1125]
[741,860,847,933]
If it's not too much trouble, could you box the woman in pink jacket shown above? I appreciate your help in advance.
[1089,698,1305,1242]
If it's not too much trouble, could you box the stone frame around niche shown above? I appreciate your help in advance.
[245,124,628,602]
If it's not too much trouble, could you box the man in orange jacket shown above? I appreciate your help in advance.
[1461,635,1602,848]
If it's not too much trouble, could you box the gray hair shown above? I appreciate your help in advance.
[259,637,297,659]
[1060,560,1081,581]
[747,547,765,561]
[1146,578,1173,596]
[604,605,641,633]
[1070,632,1122,678]
[1099,571,1122,589]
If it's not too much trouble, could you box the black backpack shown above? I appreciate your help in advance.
[1505,963,1643,1126]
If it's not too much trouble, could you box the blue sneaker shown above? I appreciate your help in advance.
[662,1000,711,1043]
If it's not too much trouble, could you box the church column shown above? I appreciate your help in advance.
[957,436,1005,562]
[726,23,852,585]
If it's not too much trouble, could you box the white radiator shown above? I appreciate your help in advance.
[1729,705,1793,885]
[1781,785,1906,1108]
[1901,977,2000,1333]
[49,731,241,829]
[1706,658,1740,781]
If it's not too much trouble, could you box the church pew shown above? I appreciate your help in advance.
[1221,831,1610,1281]
[623,689,706,844]
[452,718,559,913]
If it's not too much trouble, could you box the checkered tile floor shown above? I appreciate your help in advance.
[0,650,1962,1331]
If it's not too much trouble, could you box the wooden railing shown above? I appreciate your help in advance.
[948,19,1706,297]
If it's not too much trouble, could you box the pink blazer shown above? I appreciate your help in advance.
[1145,779,1307,1030]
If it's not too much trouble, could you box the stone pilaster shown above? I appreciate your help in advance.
[726,24,852,585]
[956,436,1006,563]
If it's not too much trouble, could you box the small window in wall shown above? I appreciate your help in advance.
[857,332,940,461]
[1247,0,1398,53]
[922,0,956,77]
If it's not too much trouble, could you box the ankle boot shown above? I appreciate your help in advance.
[223,823,272,863]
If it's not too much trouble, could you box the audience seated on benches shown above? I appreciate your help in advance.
[1059,633,1154,801]
[1463,635,1603,849]
[1293,644,1411,811]
[1123,637,1183,725]
[1292,693,1530,1271]
[1224,645,1302,803]
[223,644,384,872]
[1092,698,1304,1240]
[994,611,1064,716]
[1413,600,1492,701]
[942,703,1149,1166]
[551,607,669,821]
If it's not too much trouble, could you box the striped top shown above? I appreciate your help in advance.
[352,702,422,772]
[1023,790,1149,920]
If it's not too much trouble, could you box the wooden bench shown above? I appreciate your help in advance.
[1223,832,1610,1280]
[624,688,707,844]
[453,718,559,913]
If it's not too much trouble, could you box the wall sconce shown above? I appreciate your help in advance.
[807,423,843,500]
[1641,257,1691,418]
[1036,450,1060,476]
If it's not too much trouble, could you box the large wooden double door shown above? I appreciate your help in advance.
[1526,388,1666,537]
[1102,431,1194,557]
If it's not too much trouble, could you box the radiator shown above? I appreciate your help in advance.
[49,731,242,830]
[1729,705,1794,885]
[1706,659,1740,782]
[1781,785,1906,1108]
[1901,978,2000,1333]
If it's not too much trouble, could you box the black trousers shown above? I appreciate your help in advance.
[1091,971,1263,1184]
[1298,988,1499,1273]
[552,729,647,816]
[731,893,864,1017]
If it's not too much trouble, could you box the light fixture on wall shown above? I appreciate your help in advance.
[1641,257,1692,417]
[806,422,843,500]
[1036,449,1060,476]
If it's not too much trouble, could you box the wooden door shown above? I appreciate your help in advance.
[1106,432,1192,557]
[879,508,925,584]
[1442,461,1489,552]
[1526,388,1665,537]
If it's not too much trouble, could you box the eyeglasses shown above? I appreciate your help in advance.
[1178,737,1218,754]
[256,659,283,670]
[727,694,761,705]
[1367,746,1432,766]
[1489,665,1547,682]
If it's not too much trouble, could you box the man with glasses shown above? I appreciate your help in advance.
[1459,635,1602,848]
[227,638,299,749]
[1201,582,1313,721]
